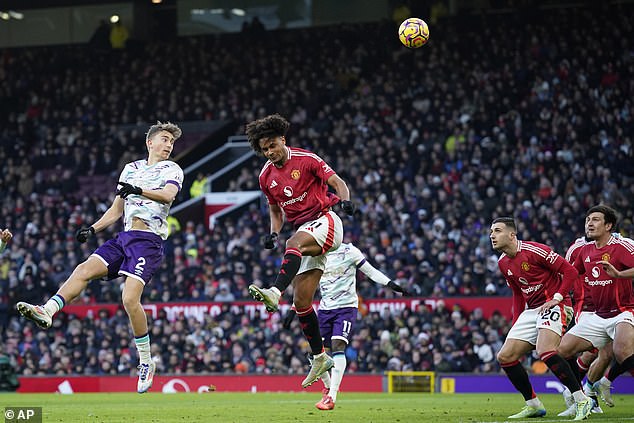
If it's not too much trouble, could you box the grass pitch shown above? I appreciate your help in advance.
[1,392,633,422]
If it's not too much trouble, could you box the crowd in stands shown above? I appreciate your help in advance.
[0,2,633,377]
[2,299,507,376]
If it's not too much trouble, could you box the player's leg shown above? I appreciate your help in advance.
[497,308,544,418]
[17,255,108,329]
[588,343,614,407]
[118,231,164,393]
[316,307,356,410]
[497,338,543,418]
[317,309,333,393]
[249,212,342,312]
[557,313,614,420]
[294,269,334,388]
[121,276,154,393]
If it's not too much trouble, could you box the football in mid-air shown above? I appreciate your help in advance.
[398,18,430,48]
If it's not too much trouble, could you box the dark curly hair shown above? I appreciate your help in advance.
[245,114,290,155]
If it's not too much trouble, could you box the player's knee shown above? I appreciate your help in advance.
[496,350,512,364]
[121,293,141,311]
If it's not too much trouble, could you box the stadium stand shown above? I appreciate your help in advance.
[1,2,633,376]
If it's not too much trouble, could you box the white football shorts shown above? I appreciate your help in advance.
[506,304,567,345]
[566,310,634,348]
[296,210,343,274]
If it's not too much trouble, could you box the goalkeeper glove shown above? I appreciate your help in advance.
[76,226,95,243]
[387,280,412,297]
[116,181,143,199]
[283,308,296,330]
[341,200,355,216]
[262,232,279,249]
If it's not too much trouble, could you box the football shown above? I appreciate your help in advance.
[398,18,430,48]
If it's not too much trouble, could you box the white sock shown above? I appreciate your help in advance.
[43,294,65,316]
[328,352,346,402]
[572,390,587,402]
[526,397,542,408]
[321,371,331,389]
[134,334,151,363]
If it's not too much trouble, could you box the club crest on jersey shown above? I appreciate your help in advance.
[601,253,610,262]
[521,262,530,271]
[290,169,301,180]
[519,277,529,285]
[283,186,293,197]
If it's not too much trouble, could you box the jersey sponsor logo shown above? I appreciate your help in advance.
[521,262,530,271]
[519,277,529,285]
[591,266,600,278]
[520,283,542,294]
[601,253,610,262]
[269,180,278,188]
[280,191,308,207]
[585,256,590,262]
[545,251,558,264]
[290,169,301,180]
[585,277,613,287]
[283,186,293,197]
[507,269,513,276]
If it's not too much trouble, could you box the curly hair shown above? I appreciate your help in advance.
[245,114,290,155]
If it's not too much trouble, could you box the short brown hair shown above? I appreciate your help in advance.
[492,217,516,231]
[146,121,182,142]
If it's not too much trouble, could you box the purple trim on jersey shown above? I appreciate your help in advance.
[93,231,164,284]
[165,179,181,190]
[356,258,366,269]
[318,307,357,347]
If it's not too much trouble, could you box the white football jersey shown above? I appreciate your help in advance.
[118,159,183,240]
[319,243,366,310]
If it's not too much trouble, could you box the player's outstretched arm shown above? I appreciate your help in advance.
[358,261,411,296]
[89,195,125,234]
[326,174,355,215]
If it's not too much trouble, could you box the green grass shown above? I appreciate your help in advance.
[0,392,633,422]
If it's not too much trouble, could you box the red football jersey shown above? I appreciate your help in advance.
[573,236,634,318]
[566,237,594,314]
[498,240,572,311]
[259,147,340,226]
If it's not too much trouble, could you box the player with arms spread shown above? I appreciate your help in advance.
[283,242,411,409]
[16,122,184,394]
[557,205,634,408]
[245,114,354,388]
[490,217,592,420]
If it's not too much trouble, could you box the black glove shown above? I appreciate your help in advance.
[116,181,143,199]
[262,232,279,249]
[283,308,296,329]
[76,226,95,243]
[387,280,412,297]
[341,200,355,216]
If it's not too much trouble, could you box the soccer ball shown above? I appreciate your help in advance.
[398,18,430,48]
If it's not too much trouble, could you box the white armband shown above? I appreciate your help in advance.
[553,293,564,302]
